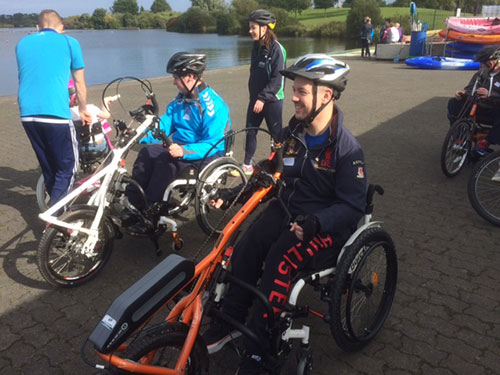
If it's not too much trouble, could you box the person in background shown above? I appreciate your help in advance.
[68,79,118,158]
[241,9,287,175]
[447,46,500,157]
[16,9,91,209]
[394,22,403,42]
[387,22,400,43]
[360,16,373,59]
[380,18,391,44]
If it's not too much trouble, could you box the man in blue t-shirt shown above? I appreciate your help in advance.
[16,9,91,209]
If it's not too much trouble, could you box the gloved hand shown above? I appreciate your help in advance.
[294,214,320,244]
[211,188,237,210]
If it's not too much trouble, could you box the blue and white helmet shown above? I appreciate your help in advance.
[281,54,350,98]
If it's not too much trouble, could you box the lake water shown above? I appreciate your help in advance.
[0,28,346,97]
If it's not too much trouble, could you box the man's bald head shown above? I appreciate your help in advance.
[38,10,63,30]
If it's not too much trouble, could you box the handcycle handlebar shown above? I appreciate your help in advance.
[129,93,159,119]
[366,183,384,215]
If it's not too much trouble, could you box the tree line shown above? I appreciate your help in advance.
[1,0,497,40]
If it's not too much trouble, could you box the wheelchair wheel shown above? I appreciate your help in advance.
[329,227,397,352]
[195,157,247,235]
[467,150,500,226]
[440,119,473,177]
[36,174,50,212]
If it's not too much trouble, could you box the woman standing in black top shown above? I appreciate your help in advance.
[242,9,287,175]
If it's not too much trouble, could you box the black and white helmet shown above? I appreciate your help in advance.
[281,54,350,98]
[248,9,276,29]
[475,46,500,63]
[166,52,206,76]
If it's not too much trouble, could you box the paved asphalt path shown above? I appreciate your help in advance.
[0,55,499,375]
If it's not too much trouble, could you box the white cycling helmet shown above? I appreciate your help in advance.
[280,54,350,99]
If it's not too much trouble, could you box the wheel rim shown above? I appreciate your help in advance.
[198,164,246,233]
[343,240,396,342]
[47,219,106,281]
[444,121,472,175]
[472,156,500,223]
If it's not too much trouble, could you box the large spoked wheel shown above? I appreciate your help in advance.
[329,227,397,352]
[195,157,247,235]
[37,207,114,288]
[36,174,51,212]
[467,150,500,226]
[118,322,208,375]
[440,119,473,177]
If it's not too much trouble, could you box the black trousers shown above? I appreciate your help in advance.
[222,201,343,355]
[244,99,283,165]
[447,97,500,144]
[126,144,218,209]
[361,38,370,57]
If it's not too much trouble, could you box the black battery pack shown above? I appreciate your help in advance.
[89,254,195,353]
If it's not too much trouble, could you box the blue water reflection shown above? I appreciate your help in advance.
[0,28,345,96]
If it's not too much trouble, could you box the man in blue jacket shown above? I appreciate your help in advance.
[126,52,231,235]
[203,54,367,375]
[16,9,91,209]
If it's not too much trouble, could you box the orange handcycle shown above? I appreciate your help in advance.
[82,130,398,374]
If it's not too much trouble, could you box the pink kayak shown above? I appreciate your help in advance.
[446,17,500,35]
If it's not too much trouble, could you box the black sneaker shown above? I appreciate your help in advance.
[235,354,262,375]
[119,207,139,227]
[124,223,150,237]
[203,319,242,354]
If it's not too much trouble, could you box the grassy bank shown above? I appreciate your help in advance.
[295,7,470,30]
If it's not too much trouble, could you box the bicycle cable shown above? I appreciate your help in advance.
[191,127,277,262]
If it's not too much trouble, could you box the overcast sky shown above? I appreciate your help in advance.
[0,0,192,17]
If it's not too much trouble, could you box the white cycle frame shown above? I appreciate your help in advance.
[39,114,161,257]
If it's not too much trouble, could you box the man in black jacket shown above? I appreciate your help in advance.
[203,54,367,375]
[447,46,500,156]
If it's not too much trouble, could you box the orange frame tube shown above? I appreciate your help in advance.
[96,172,280,374]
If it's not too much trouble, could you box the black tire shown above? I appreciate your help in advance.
[440,119,474,177]
[329,227,397,352]
[36,174,50,212]
[467,150,500,226]
[119,322,208,375]
[36,173,96,212]
[195,157,247,235]
[37,207,114,288]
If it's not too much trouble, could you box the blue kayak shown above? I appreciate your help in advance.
[448,41,496,53]
[405,56,480,70]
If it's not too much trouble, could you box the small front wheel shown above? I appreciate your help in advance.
[37,207,114,287]
[119,322,208,375]
[467,150,500,226]
[329,227,397,352]
[440,119,473,177]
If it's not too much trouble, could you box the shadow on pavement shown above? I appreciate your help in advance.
[0,96,499,375]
